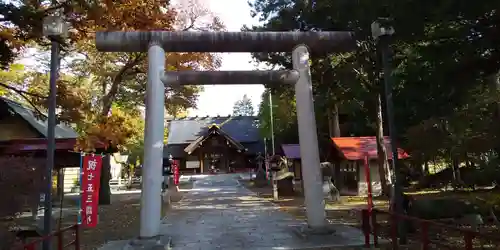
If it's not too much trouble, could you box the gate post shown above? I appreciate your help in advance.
[140,43,165,238]
[292,45,326,228]
[96,30,357,235]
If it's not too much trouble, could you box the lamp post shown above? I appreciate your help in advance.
[42,13,68,250]
[371,19,406,243]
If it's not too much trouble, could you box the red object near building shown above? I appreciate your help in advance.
[173,160,180,185]
[80,155,103,228]
[363,154,374,212]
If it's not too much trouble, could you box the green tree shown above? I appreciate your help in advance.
[248,0,500,193]
[258,89,298,144]
[232,94,255,116]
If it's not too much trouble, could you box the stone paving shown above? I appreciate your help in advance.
[160,174,367,250]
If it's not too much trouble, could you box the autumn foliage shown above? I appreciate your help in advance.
[68,0,176,36]
[76,106,145,153]
[0,0,224,167]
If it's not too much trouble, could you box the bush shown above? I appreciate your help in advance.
[0,156,44,249]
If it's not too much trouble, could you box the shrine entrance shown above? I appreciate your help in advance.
[95,30,355,238]
[184,124,247,174]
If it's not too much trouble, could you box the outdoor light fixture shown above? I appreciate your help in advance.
[269,155,282,172]
[41,11,69,250]
[42,15,69,38]
[371,18,407,244]
[370,19,395,40]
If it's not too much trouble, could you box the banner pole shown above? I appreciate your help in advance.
[364,153,373,211]
[77,152,84,224]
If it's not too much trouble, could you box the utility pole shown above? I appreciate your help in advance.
[269,91,278,200]
[269,92,275,155]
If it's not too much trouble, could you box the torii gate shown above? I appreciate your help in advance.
[95,31,355,238]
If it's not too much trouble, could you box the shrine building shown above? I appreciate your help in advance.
[164,115,265,174]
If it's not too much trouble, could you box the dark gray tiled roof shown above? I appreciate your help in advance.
[167,116,260,144]
[0,97,78,139]
[163,141,264,158]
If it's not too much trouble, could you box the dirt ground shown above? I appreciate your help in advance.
[5,182,192,250]
[242,180,500,249]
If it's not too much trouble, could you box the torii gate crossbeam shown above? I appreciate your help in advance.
[95,31,355,239]
[95,31,355,52]
[160,70,299,85]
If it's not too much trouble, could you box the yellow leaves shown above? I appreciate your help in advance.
[0,27,26,50]
[77,105,145,153]
[69,0,177,41]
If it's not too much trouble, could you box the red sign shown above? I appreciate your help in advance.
[81,155,103,227]
[173,160,180,185]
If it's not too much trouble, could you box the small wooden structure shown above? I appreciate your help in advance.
[0,97,108,193]
[280,137,410,196]
[330,136,409,196]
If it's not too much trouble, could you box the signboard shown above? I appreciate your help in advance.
[81,155,103,228]
[186,160,200,169]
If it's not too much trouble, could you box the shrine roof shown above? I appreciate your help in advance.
[331,136,409,161]
[282,144,301,159]
[166,115,260,144]
[0,96,78,139]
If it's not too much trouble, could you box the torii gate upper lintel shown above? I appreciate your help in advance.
[94,30,355,238]
[95,31,355,53]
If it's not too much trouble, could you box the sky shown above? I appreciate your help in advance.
[188,0,266,116]
[17,0,266,117]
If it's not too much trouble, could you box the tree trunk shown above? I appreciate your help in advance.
[100,55,143,117]
[423,160,429,175]
[56,168,64,202]
[493,71,500,118]
[375,94,391,196]
[328,103,341,137]
[99,155,112,205]
[100,78,121,117]
[451,157,462,188]
[490,72,500,157]
[328,103,342,192]
[97,66,132,203]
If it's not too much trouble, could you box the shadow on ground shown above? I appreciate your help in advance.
[159,174,368,250]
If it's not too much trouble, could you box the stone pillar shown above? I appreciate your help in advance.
[292,45,326,228]
[140,43,165,238]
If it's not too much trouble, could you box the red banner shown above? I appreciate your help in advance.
[173,160,180,185]
[81,155,103,227]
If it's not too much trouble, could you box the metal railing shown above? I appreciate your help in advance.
[361,208,500,249]
[22,224,80,250]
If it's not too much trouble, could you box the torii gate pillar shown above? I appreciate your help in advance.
[96,31,355,237]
